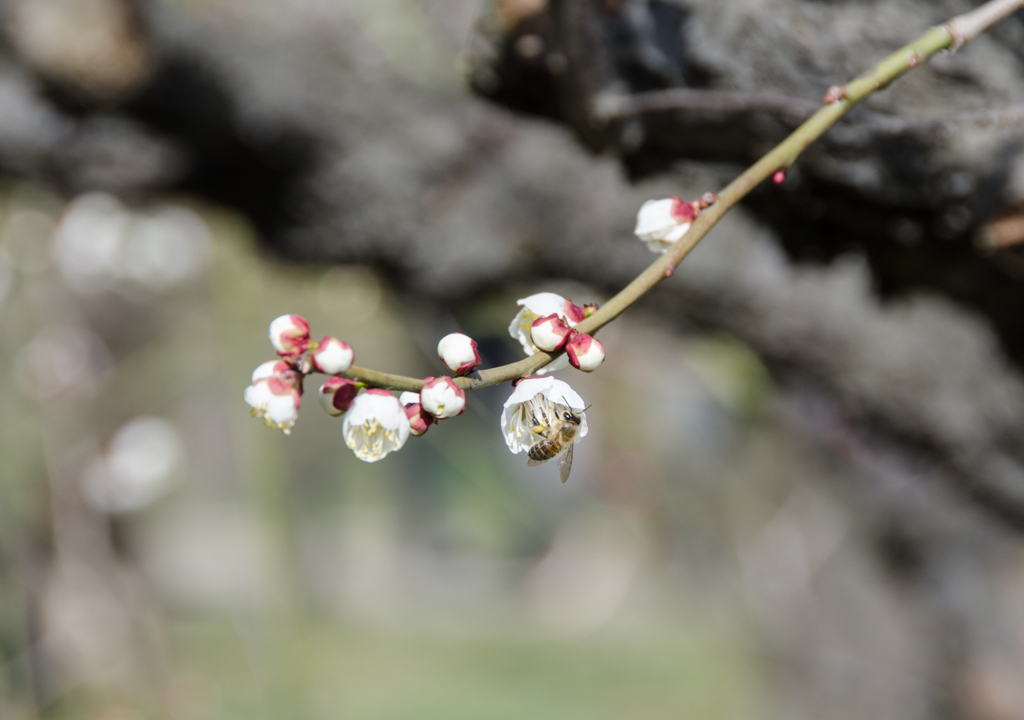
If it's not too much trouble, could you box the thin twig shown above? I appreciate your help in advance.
[343,0,1024,393]
[944,0,1024,48]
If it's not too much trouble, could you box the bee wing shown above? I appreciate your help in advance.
[527,456,545,467]
[558,442,574,483]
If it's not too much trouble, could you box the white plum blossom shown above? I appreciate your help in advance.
[508,292,586,374]
[634,197,698,253]
[318,376,358,416]
[268,314,312,355]
[530,314,573,353]
[565,332,605,372]
[399,392,421,406]
[312,336,354,374]
[500,376,588,455]
[244,377,301,433]
[343,389,410,462]
[437,332,482,376]
[419,376,466,419]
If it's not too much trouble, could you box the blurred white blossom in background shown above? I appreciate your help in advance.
[52,192,211,293]
[82,416,185,514]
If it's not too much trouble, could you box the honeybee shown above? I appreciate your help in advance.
[527,402,583,483]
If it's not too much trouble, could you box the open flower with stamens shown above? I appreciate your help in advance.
[268,314,312,355]
[312,336,354,374]
[437,332,481,376]
[634,197,698,254]
[244,377,302,433]
[343,389,410,462]
[508,293,586,374]
[500,377,588,455]
[420,376,466,419]
[565,332,605,372]
[318,377,359,416]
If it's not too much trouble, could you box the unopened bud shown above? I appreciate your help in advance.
[437,332,482,376]
[268,314,312,356]
[404,402,435,436]
[318,376,358,416]
[530,314,573,352]
[312,336,354,375]
[419,376,466,419]
[565,332,605,372]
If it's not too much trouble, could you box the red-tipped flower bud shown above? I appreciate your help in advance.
[565,332,605,372]
[404,402,435,436]
[399,391,435,436]
[419,376,466,419]
[312,336,354,375]
[437,332,482,376]
[318,376,358,416]
[530,313,573,352]
[268,314,311,355]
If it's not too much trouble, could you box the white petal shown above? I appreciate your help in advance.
[251,361,281,383]
[541,378,586,411]
[244,382,273,409]
[634,198,677,238]
[503,377,554,407]
[519,292,566,317]
[265,394,299,425]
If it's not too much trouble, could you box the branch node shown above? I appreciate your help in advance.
[942,21,965,52]
[823,85,847,104]
[699,191,719,208]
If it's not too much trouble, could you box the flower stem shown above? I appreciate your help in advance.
[343,0,1023,393]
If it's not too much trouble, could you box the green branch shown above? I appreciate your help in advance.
[343,0,1024,393]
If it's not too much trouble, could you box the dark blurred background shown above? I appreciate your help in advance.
[3,0,1024,718]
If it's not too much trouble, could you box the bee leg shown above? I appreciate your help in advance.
[530,414,549,438]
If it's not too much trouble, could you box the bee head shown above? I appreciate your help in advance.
[560,397,584,424]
